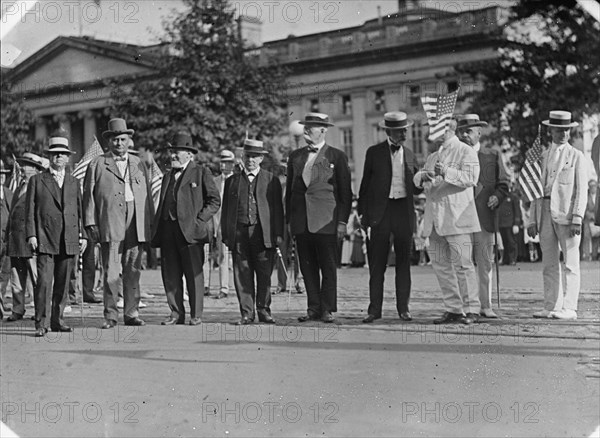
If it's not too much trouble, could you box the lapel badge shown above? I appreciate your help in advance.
[191,182,198,188]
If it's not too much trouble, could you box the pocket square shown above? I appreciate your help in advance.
[329,163,335,168]
[191,182,198,188]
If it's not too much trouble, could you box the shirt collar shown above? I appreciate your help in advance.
[49,167,65,176]
[246,168,260,178]
[388,138,404,149]
[473,142,481,153]
[111,152,129,162]
[309,140,325,151]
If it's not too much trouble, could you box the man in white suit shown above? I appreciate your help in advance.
[527,110,587,320]
[414,119,481,324]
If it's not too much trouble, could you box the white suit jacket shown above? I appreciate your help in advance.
[526,143,587,227]
[414,135,481,237]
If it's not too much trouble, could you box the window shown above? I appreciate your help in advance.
[409,85,421,108]
[342,95,352,115]
[340,128,353,161]
[374,90,385,112]
[310,99,320,112]
[411,120,424,155]
[372,124,387,144]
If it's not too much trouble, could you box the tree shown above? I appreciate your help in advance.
[1,76,37,158]
[457,0,600,155]
[109,0,289,163]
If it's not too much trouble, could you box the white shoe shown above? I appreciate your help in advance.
[480,308,498,318]
[64,306,72,313]
[532,309,552,318]
[551,309,577,320]
[139,301,147,308]
[117,298,124,309]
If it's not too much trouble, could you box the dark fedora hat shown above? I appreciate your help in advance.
[17,152,49,170]
[167,132,197,154]
[45,136,76,155]
[379,111,413,130]
[102,118,135,139]
[298,112,334,127]
[243,139,268,155]
[456,114,488,129]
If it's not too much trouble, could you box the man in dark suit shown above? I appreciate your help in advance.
[456,114,509,319]
[221,139,284,325]
[151,133,220,326]
[83,118,154,329]
[0,161,14,319]
[498,187,522,265]
[26,136,87,337]
[5,153,47,322]
[358,112,422,323]
[286,113,352,323]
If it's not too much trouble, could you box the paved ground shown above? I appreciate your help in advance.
[1,261,599,437]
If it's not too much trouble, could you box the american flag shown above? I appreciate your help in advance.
[72,136,104,180]
[7,154,21,192]
[149,159,163,205]
[420,88,460,142]
[518,126,544,202]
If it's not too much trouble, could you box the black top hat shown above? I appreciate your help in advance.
[167,132,198,154]
[243,139,268,155]
[102,118,135,139]
[298,112,334,127]
[45,136,76,155]
[379,111,413,130]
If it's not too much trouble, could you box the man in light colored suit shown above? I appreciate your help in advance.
[414,119,481,325]
[286,113,352,323]
[83,118,154,329]
[527,110,588,320]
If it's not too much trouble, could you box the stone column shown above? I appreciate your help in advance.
[351,90,367,193]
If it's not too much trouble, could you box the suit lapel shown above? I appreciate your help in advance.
[40,171,62,206]
[309,144,329,185]
[105,155,124,181]
[178,161,195,191]
[555,144,570,175]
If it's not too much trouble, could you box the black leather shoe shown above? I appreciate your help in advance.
[189,317,202,326]
[6,314,23,322]
[162,317,184,326]
[258,311,275,324]
[295,286,304,294]
[433,312,464,324]
[465,312,479,324]
[399,312,413,322]
[235,316,252,325]
[362,314,380,323]
[298,311,319,322]
[204,287,212,297]
[461,314,474,325]
[51,325,73,332]
[101,320,117,329]
[34,328,48,337]
[321,311,334,323]
[84,298,102,304]
[124,317,145,326]
[214,292,228,299]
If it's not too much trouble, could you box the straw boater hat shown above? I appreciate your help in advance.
[102,118,135,139]
[456,114,488,129]
[17,152,49,170]
[298,112,335,127]
[542,110,579,128]
[167,132,197,154]
[45,136,76,155]
[220,150,235,162]
[243,139,268,155]
[379,111,413,130]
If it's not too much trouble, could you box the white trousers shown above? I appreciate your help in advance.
[473,230,494,310]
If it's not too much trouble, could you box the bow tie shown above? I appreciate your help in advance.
[172,167,182,174]
[390,143,402,153]
[114,157,127,162]
[306,146,318,153]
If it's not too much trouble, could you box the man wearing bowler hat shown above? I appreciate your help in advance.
[526,110,587,320]
[221,139,283,325]
[358,111,423,323]
[151,132,220,326]
[286,113,352,323]
[26,136,87,337]
[83,118,154,329]
[456,114,509,320]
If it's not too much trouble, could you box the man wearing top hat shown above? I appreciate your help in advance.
[526,110,588,320]
[26,136,87,337]
[83,118,153,329]
[0,161,14,318]
[5,153,48,322]
[221,139,284,325]
[286,113,352,323]
[456,114,509,320]
[358,112,423,323]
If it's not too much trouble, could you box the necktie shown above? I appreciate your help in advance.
[114,157,127,162]
[247,173,255,182]
[306,146,318,153]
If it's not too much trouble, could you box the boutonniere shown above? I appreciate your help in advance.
[191,182,198,188]
[329,163,335,169]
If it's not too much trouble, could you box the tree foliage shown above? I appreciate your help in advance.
[109,0,288,163]
[1,77,37,159]
[457,0,600,155]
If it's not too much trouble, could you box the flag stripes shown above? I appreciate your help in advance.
[420,88,460,142]
[518,126,544,202]
[72,136,103,180]
[7,155,21,192]
[149,160,163,203]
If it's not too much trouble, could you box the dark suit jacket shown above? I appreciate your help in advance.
[221,169,284,249]
[592,134,600,226]
[498,191,522,229]
[1,187,13,257]
[357,141,422,231]
[475,147,509,233]
[7,185,33,258]
[26,170,83,255]
[286,144,352,235]
[150,161,220,247]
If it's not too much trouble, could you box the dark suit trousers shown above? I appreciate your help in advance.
[367,198,412,317]
[10,257,37,317]
[499,227,517,264]
[160,220,205,320]
[295,232,338,314]
[232,223,274,319]
[68,242,97,302]
[34,252,74,330]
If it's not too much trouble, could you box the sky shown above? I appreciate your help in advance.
[1,0,511,67]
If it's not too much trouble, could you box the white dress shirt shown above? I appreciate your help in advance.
[389,139,407,199]
[113,153,134,202]
[302,140,325,187]
[49,167,65,189]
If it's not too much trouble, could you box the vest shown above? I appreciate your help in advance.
[162,170,183,221]
[237,174,258,225]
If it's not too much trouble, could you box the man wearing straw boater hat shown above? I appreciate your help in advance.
[286,113,352,323]
[5,153,47,323]
[358,112,423,323]
[221,139,283,325]
[456,114,509,320]
[151,132,220,326]
[83,118,153,329]
[26,135,87,337]
[526,110,587,320]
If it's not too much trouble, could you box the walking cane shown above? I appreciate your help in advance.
[494,212,501,308]
[78,247,84,324]
[276,248,291,310]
